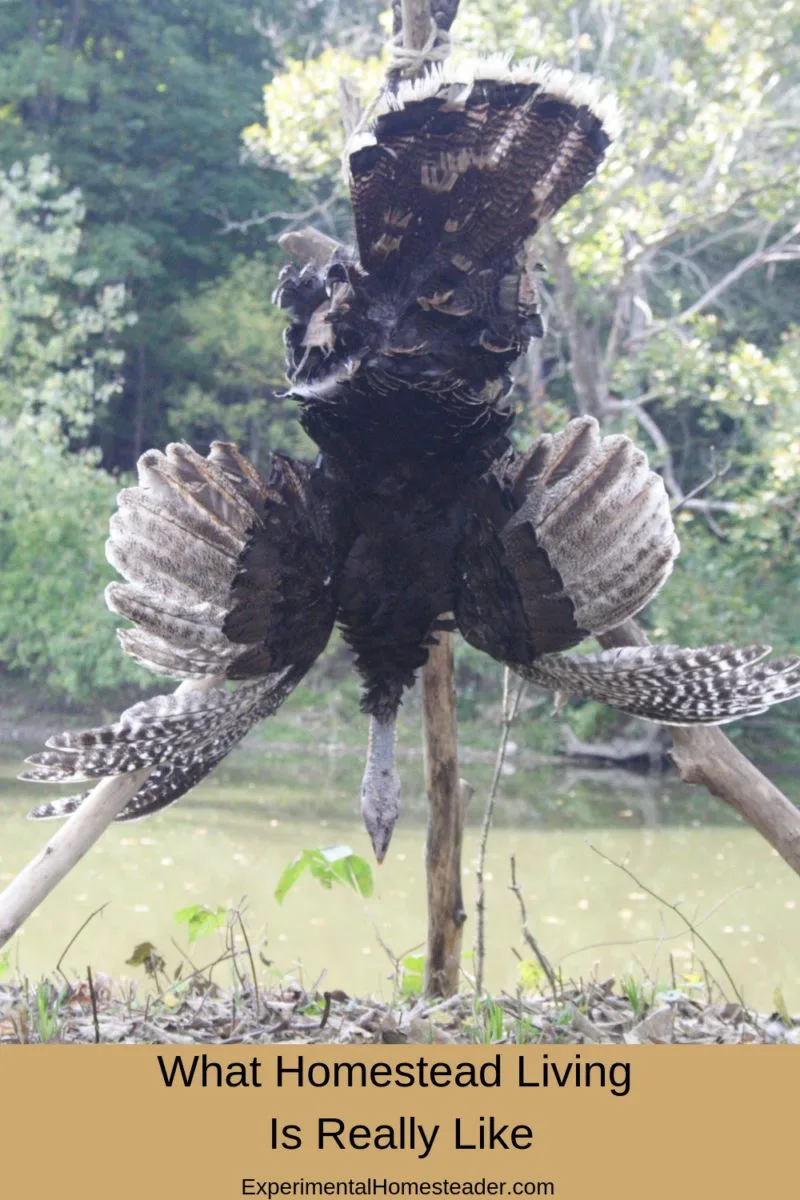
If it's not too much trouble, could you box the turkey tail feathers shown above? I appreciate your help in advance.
[349,56,619,277]
[505,416,679,637]
[280,61,619,464]
[23,669,304,821]
[519,644,800,725]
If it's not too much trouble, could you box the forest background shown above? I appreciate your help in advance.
[1,0,798,763]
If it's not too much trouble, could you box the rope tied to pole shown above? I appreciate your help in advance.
[388,19,451,77]
[341,13,451,183]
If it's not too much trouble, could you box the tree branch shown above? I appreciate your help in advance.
[208,193,341,238]
[671,451,731,515]
[0,678,221,951]
[650,219,800,332]
[509,855,557,996]
[545,233,608,415]
[626,173,797,263]
[598,621,800,878]
[602,179,797,364]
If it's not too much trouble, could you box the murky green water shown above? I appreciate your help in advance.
[1,734,798,1011]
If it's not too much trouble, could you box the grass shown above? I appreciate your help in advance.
[620,974,652,1017]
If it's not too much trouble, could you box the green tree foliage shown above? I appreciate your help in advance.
[0,430,143,698]
[244,46,388,187]
[165,256,314,464]
[0,157,141,699]
[0,0,299,462]
[0,156,130,431]
[0,0,288,283]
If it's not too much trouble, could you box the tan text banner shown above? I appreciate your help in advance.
[1,1045,796,1198]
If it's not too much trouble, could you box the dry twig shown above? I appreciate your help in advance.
[86,964,101,1044]
[474,668,524,994]
[55,903,109,987]
[586,843,748,1010]
[509,856,558,996]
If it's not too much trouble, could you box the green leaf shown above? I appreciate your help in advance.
[274,846,374,903]
[400,954,426,998]
[517,960,545,992]
[174,904,227,943]
[274,851,315,904]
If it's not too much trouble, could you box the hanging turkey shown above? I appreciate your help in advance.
[22,58,800,861]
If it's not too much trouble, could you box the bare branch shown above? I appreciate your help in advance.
[55,903,110,987]
[626,402,683,503]
[602,180,798,364]
[585,844,748,1009]
[672,451,731,515]
[653,219,800,331]
[86,964,101,1044]
[509,855,558,997]
[235,903,261,1021]
[206,192,341,238]
[338,77,364,138]
[545,233,608,414]
[628,173,797,262]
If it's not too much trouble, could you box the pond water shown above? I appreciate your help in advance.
[1,732,798,1012]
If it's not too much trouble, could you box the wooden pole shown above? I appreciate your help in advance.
[400,0,433,54]
[394,0,467,998]
[599,620,800,878]
[0,768,150,949]
[421,631,468,996]
[0,677,221,951]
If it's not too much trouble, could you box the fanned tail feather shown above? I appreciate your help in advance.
[518,644,800,725]
[349,56,619,276]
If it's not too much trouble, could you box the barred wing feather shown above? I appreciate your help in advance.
[23,439,350,821]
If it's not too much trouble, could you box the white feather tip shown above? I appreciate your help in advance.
[370,54,622,141]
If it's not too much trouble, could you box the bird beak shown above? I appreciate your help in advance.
[360,715,401,863]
